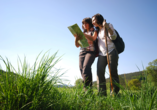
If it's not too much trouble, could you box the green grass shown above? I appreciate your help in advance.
[0,51,157,110]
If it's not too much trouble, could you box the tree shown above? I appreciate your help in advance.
[146,59,157,86]
[75,78,83,88]
[128,79,141,90]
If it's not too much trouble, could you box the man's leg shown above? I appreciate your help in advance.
[108,49,119,94]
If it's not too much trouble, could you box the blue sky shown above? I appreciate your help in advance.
[0,0,157,86]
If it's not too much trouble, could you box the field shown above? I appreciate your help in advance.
[0,52,157,110]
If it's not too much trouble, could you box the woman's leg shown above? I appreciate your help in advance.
[97,55,107,96]
[82,52,95,88]
[79,51,85,76]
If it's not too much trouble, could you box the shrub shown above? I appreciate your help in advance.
[74,78,83,88]
[128,79,141,90]
[145,59,157,86]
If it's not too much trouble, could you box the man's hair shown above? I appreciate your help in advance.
[82,17,93,32]
[92,13,104,26]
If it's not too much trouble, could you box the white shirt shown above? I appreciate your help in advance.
[98,23,117,56]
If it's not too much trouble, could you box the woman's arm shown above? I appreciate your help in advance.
[75,37,80,47]
[83,31,98,41]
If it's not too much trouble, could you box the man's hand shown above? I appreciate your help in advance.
[103,20,110,30]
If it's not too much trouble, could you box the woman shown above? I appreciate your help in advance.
[74,17,97,92]
[83,14,120,96]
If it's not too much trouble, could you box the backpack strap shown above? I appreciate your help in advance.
[106,28,119,54]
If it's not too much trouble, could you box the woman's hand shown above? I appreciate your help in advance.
[74,33,82,40]
[74,33,82,48]
[90,27,94,31]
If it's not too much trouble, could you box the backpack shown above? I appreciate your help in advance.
[111,30,125,54]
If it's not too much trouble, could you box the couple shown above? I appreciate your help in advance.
[74,13,119,96]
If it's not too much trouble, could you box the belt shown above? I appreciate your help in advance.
[81,48,90,51]
[80,48,95,52]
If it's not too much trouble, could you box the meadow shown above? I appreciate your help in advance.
[0,52,157,110]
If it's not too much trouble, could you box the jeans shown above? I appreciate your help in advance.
[97,49,119,96]
[79,51,95,88]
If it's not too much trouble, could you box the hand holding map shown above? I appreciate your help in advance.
[68,24,89,48]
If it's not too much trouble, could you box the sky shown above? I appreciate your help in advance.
[0,0,157,86]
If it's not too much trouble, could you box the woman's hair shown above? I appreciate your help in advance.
[92,13,104,32]
[82,17,93,32]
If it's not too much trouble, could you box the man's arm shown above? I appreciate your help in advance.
[108,24,117,40]
[103,20,117,40]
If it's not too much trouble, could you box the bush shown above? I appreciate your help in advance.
[92,81,97,88]
[74,78,83,88]
[128,79,141,90]
[145,59,157,86]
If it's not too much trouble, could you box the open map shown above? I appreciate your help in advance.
[68,23,89,48]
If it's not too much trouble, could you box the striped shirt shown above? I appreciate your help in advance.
[80,31,95,52]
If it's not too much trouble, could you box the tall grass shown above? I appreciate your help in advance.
[0,51,157,110]
[0,51,63,110]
